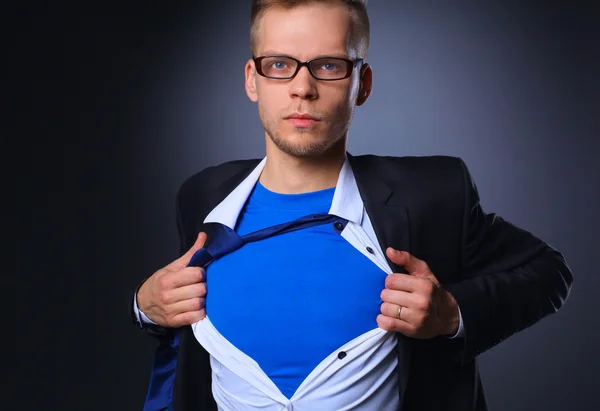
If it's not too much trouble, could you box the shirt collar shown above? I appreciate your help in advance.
[204,156,364,229]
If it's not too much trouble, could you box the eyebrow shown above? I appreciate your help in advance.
[260,50,352,59]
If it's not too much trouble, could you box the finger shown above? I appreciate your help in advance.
[385,249,428,274]
[168,282,207,303]
[171,309,206,327]
[413,271,441,287]
[384,273,421,292]
[385,272,439,295]
[376,314,414,335]
[162,266,205,289]
[380,302,413,322]
[169,232,208,269]
[165,297,205,318]
[380,288,421,307]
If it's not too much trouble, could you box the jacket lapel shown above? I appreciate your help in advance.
[175,159,261,411]
[348,153,414,401]
[196,160,263,245]
[347,153,412,271]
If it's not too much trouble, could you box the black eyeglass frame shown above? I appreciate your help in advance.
[253,55,365,81]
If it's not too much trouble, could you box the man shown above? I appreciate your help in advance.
[131,1,573,410]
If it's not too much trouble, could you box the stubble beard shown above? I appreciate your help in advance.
[261,109,353,158]
[269,127,335,158]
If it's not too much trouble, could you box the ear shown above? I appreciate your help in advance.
[245,59,259,102]
[356,63,372,106]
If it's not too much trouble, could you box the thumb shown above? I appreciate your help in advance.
[386,248,422,274]
[387,247,440,285]
[172,232,208,268]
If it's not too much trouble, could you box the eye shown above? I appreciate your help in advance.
[321,63,340,71]
[270,60,288,70]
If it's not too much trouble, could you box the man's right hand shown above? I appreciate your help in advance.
[137,232,208,328]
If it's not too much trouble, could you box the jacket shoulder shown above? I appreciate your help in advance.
[351,153,468,182]
[350,154,475,211]
[178,158,261,200]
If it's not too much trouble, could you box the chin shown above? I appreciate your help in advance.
[271,131,335,158]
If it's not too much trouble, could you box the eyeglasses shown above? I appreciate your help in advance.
[253,55,364,81]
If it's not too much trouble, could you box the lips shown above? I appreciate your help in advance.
[286,113,319,120]
[285,113,320,127]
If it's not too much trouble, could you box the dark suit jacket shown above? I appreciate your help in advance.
[134,154,572,411]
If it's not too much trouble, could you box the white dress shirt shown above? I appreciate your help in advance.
[135,156,464,410]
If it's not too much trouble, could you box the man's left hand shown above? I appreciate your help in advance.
[377,248,460,339]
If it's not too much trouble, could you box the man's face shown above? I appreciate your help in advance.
[245,4,371,158]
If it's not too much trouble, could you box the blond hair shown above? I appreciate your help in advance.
[250,0,370,57]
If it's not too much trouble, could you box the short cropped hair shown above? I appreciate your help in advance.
[250,0,370,58]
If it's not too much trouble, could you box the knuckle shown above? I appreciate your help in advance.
[376,315,388,330]
[190,297,202,310]
[198,268,206,281]
[157,274,172,291]
[186,267,203,283]
[386,274,399,289]
[415,296,430,310]
[380,302,389,314]
[388,304,397,318]
[163,305,175,318]
[157,291,171,305]
[418,280,433,295]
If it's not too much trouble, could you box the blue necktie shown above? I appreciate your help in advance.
[143,213,348,411]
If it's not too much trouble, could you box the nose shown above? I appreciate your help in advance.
[289,66,318,100]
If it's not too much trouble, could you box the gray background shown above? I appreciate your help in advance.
[15,2,598,410]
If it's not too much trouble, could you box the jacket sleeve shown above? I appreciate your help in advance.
[444,158,573,363]
[129,183,192,341]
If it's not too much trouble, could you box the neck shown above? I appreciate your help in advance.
[260,138,346,194]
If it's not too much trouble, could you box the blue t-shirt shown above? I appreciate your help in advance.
[206,181,386,398]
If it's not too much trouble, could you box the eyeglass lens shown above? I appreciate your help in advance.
[260,57,350,80]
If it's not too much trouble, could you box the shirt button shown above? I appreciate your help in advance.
[338,351,347,359]
[333,221,344,231]
[366,246,374,254]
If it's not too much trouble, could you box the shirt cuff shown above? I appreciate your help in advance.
[445,304,465,339]
[133,293,158,326]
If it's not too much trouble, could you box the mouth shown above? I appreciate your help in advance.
[285,113,320,128]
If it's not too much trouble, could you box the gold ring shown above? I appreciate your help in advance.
[397,305,403,320]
